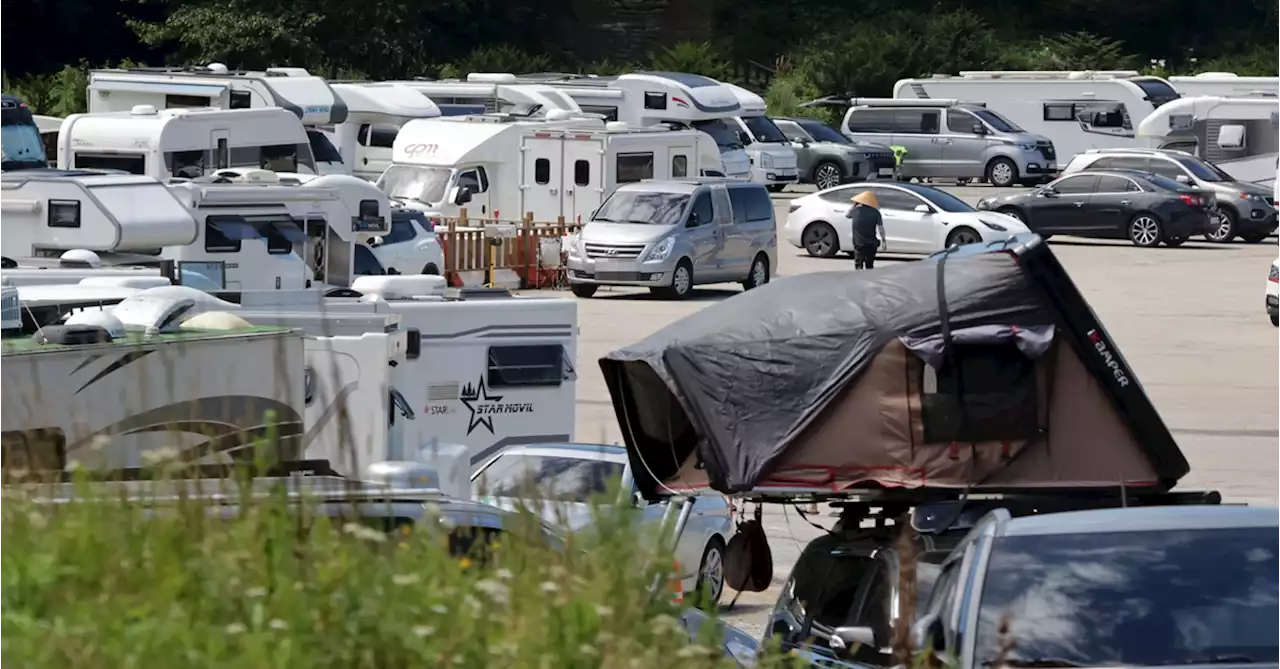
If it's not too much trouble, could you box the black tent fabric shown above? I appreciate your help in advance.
[600,237,1189,498]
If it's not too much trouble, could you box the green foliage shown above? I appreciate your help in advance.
[2,63,91,117]
[1200,41,1280,76]
[1001,31,1137,71]
[449,45,559,77]
[651,42,733,82]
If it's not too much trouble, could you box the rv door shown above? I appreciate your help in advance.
[563,137,605,225]
[521,134,565,221]
[211,129,230,170]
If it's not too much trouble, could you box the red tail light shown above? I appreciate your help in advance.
[1179,194,1201,206]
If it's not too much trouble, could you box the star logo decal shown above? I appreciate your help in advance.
[459,376,503,436]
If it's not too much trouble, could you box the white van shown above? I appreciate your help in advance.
[721,82,799,190]
[381,112,722,224]
[57,106,314,180]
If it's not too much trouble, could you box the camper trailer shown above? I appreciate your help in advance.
[1137,95,1280,186]
[1170,73,1279,98]
[721,82,799,190]
[383,112,723,224]
[894,71,1183,163]
[57,106,314,179]
[87,64,348,175]
[323,82,442,182]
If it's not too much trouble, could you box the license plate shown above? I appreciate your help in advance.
[878,167,895,176]
[595,259,632,272]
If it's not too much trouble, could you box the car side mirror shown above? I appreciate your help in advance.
[1175,174,1191,185]
[687,211,701,227]
[795,137,810,147]
[1041,187,1058,198]
[909,613,946,653]
[453,186,473,205]
[971,123,987,135]
[368,236,384,247]
[829,626,880,657]
[914,203,933,214]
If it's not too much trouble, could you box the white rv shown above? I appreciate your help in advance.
[382,112,722,224]
[894,71,1183,162]
[721,82,799,189]
[57,106,314,179]
[1138,95,1280,186]
[324,82,442,182]
[1170,73,1279,98]
[391,74,584,117]
[505,71,753,179]
[87,64,348,175]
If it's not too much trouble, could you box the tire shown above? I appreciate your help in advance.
[742,253,770,291]
[945,226,982,248]
[813,161,844,190]
[801,222,839,258]
[1240,231,1270,244]
[1164,237,1186,247]
[1271,312,1279,327]
[1128,213,1164,248]
[985,157,1019,188]
[693,536,726,609]
[766,184,786,193]
[652,259,693,300]
[1205,208,1237,243]
[422,263,440,275]
[570,283,598,298]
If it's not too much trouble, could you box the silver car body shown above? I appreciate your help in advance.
[470,443,733,596]
[566,178,778,290]
[841,99,1058,186]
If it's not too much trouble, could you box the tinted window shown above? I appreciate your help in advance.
[846,109,896,134]
[534,158,551,185]
[1147,159,1187,180]
[691,119,744,150]
[799,120,850,144]
[383,217,419,244]
[487,345,563,388]
[947,109,976,133]
[229,91,252,109]
[689,191,713,226]
[671,154,688,178]
[1133,78,1181,108]
[907,185,977,213]
[894,110,939,135]
[873,187,926,211]
[593,191,690,226]
[473,453,624,503]
[971,108,1024,133]
[727,188,750,224]
[204,215,259,253]
[353,244,385,275]
[1176,156,1226,182]
[165,150,205,178]
[1097,175,1138,193]
[742,115,788,143]
[820,186,866,204]
[1052,175,1098,194]
[1043,102,1077,122]
[975,527,1279,666]
[358,124,400,149]
[73,153,145,174]
[775,120,810,142]
[307,130,343,163]
[457,168,488,194]
[616,153,654,184]
[742,187,773,222]
[574,160,590,186]
[165,94,211,108]
[1091,156,1149,172]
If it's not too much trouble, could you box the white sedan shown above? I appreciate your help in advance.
[784,182,1030,258]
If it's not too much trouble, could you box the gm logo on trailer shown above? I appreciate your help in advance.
[403,143,439,157]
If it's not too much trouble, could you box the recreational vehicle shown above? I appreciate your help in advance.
[1136,95,1280,186]
[33,115,60,164]
[1,93,48,171]
[323,82,442,181]
[383,112,723,224]
[87,64,348,175]
[893,71,1183,163]
[721,82,799,190]
[1169,73,1279,98]
[505,71,753,179]
[57,106,314,179]
[392,75,583,116]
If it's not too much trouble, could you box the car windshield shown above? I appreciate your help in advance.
[473,453,624,503]
[692,118,745,151]
[972,108,1025,133]
[1177,156,1230,182]
[592,190,690,225]
[1,108,48,169]
[377,165,452,205]
[975,527,1279,666]
[905,184,977,213]
[742,115,788,143]
[801,121,851,144]
[306,129,343,164]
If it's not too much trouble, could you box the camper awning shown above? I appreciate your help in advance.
[601,237,1190,500]
[90,80,227,98]
[207,216,261,240]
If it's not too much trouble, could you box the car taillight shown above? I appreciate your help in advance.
[1270,265,1278,282]
[1179,194,1201,206]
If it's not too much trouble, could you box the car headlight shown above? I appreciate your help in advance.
[981,219,1008,232]
[760,153,774,169]
[1016,143,1038,152]
[643,236,675,262]
[976,198,992,210]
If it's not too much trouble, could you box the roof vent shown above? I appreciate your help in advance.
[206,63,230,74]
[31,324,113,346]
[545,109,575,121]
[60,249,102,268]
[131,104,159,116]
[211,168,279,183]
[65,310,127,339]
[467,73,517,84]
[180,310,253,331]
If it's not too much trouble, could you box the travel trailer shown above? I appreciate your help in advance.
[721,82,799,190]
[383,112,723,224]
[1169,73,1279,98]
[1137,95,1280,186]
[87,64,348,175]
[894,71,1183,162]
[323,82,442,181]
[2,93,48,171]
[57,106,314,179]
[506,71,753,179]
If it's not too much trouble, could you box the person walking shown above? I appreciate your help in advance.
[846,191,885,270]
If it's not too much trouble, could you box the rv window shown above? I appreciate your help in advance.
[845,109,895,134]
[574,160,591,186]
[204,215,260,253]
[920,343,1040,444]
[457,168,489,193]
[165,94,212,109]
[1078,104,1128,130]
[47,199,81,228]
[487,345,563,388]
[261,143,300,172]
[616,153,655,184]
[248,219,300,255]
[671,155,688,178]
[73,152,146,174]
[644,92,668,110]
[1042,103,1077,122]
[165,150,206,179]
[230,91,252,109]
[358,124,399,149]
[306,131,343,164]
[535,158,551,185]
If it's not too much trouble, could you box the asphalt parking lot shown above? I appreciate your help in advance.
[566,183,1279,634]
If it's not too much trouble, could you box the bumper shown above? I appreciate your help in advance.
[566,255,673,287]
[752,166,798,185]
[1166,212,1216,238]
[1023,161,1058,176]
[1238,209,1278,236]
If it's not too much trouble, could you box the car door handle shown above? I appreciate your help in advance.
[1074,201,1084,207]
[1120,200,1131,206]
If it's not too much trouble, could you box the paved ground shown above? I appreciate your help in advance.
[567,183,1279,635]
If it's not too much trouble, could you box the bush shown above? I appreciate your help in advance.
[650,42,733,82]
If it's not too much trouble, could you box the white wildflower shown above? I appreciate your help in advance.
[342,522,387,543]
[26,511,47,529]
[268,619,288,631]
[224,623,246,635]
[463,594,483,611]
[495,568,513,580]
[594,604,613,617]
[676,645,703,659]
[392,573,421,586]
[578,644,597,656]
[245,587,268,599]
[412,625,435,638]
[539,581,559,593]
[90,434,112,451]
[430,603,448,615]
[140,447,181,465]
[474,578,510,604]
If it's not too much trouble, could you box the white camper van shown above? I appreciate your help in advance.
[324,82,442,182]
[87,64,348,175]
[382,112,722,224]
[1137,95,1280,186]
[506,71,753,179]
[1169,73,1279,98]
[721,82,799,190]
[57,106,314,179]
[894,71,1183,162]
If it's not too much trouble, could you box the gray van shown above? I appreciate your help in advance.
[566,178,778,300]
[841,100,1058,187]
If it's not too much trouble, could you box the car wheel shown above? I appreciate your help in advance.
[694,537,726,609]
[802,222,839,258]
[945,226,982,248]
[652,259,693,300]
[1205,208,1237,243]
[742,253,770,290]
[1271,312,1279,327]
[1128,213,1164,248]
[985,157,1019,188]
[766,184,786,193]
[422,263,440,275]
[813,162,844,190]
[1164,237,1187,247]
[1240,231,1270,244]
[570,283,598,298]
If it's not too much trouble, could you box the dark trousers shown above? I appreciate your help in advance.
[854,243,878,270]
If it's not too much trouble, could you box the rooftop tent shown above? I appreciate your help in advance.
[601,235,1189,500]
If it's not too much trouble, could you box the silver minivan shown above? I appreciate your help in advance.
[842,101,1058,187]
[566,178,778,300]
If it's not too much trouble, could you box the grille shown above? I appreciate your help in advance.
[584,243,647,259]
[1037,142,1056,160]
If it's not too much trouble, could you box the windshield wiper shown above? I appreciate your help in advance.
[985,659,1089,668]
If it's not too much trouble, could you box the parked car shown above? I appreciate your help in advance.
[784,182,1030,258]
[1061,148,1278,243]
[976,169,1216,248]
[840,101,1057,187]
[368,208,445,275]
[565,178,778,300]
[773,117,896,189]
[909,504,1278,668]
[470,443,733,606]
[1267,256,1278,327]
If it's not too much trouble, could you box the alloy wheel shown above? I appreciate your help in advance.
[1130,216,1161,246]
[751,258,768,286]
[673,265,691,296]
[699,544,724,603]
[803,225,836,257]
[1206,212,1234,242]
[949,229,981,247]
[990,162,1014,186]
[815,164,841,190]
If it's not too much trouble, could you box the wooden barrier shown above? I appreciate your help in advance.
[436,208,585,288]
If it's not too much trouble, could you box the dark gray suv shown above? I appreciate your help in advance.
[774,117,896,189]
